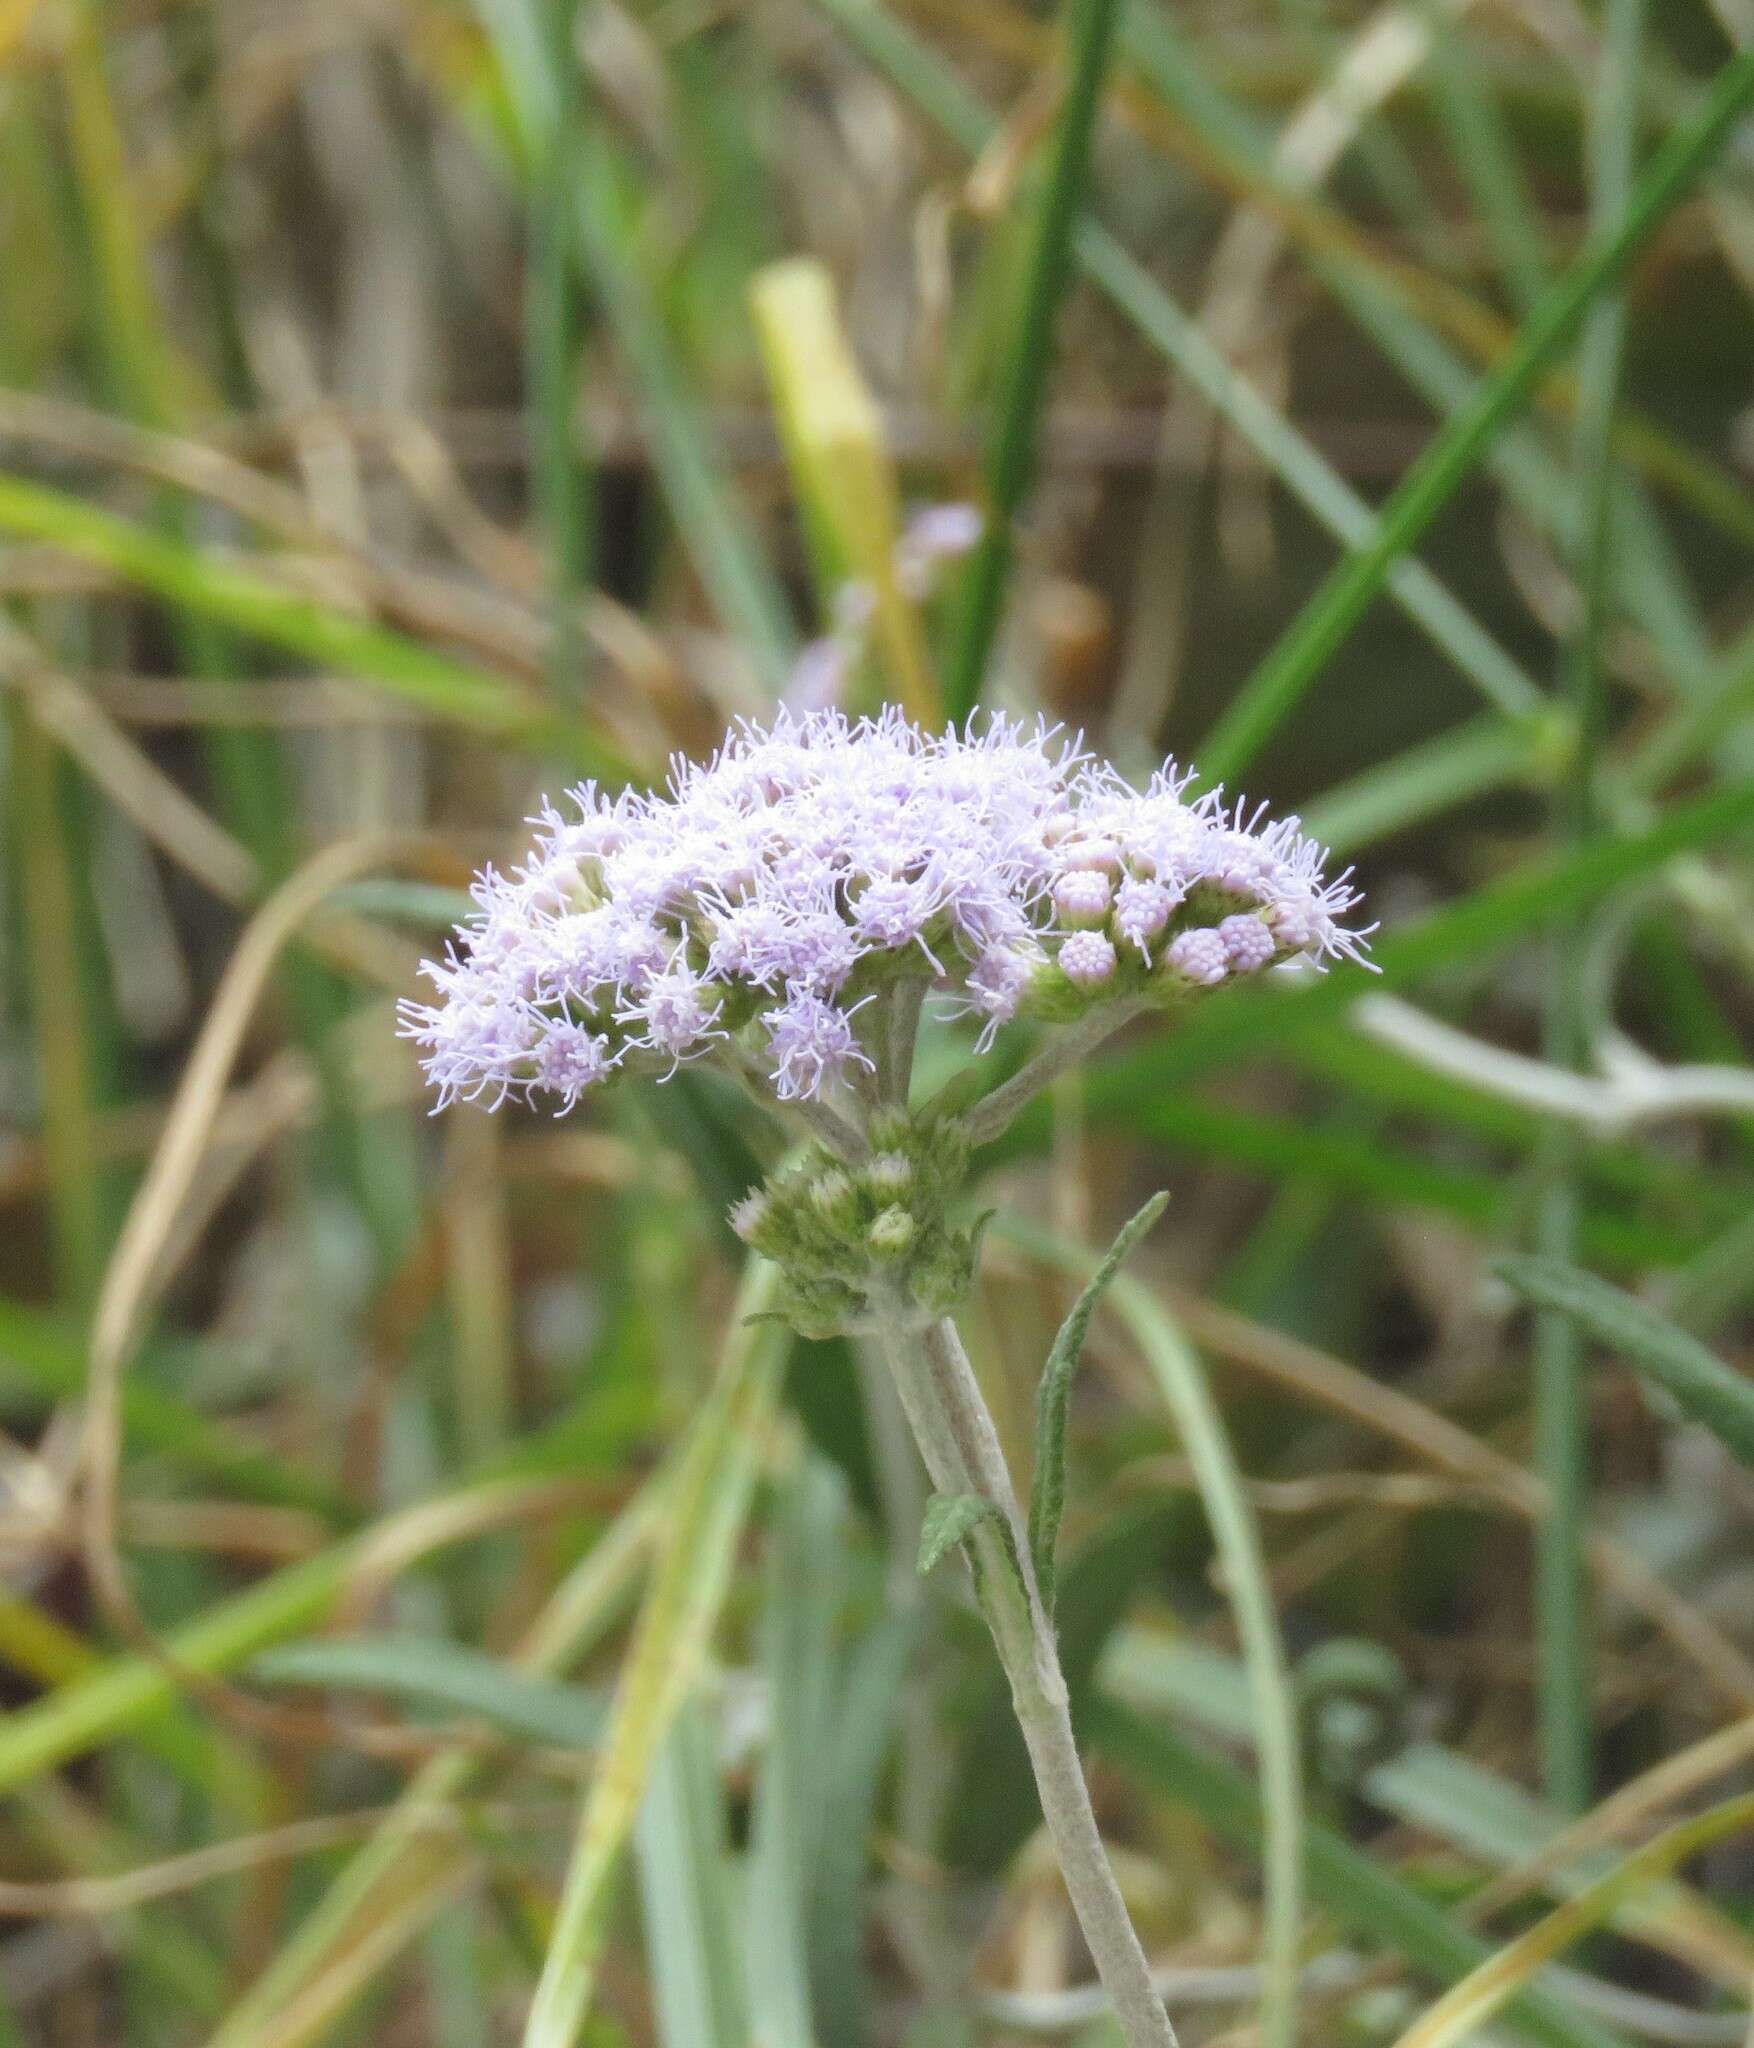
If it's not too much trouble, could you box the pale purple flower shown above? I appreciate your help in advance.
[1113,877,1176,956]
[764,991,874,1101]
[401,706,1368,1113]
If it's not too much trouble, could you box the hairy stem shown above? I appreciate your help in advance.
[959,1001,1147,1148]
[873,1312,1178,2048]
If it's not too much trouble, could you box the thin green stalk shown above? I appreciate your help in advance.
[529,0,591,703]
[524,1263,785,2048]
[875,1312,1178,2048]
[1417,0,1549,314]
[812,0,1543,726]
[947,0,1122,719]
[1196,40,1754,784]
[6,706,107,1308]
[1000,1213,1303,2048]
[1302,713,1555,855]
[0,472,620,767]
[1534,0,1646,1817]
[1118,3,1714,698]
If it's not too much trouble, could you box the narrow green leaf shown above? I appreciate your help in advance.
[0,472,620,771]
[810,1612,916,2048]
[1089,1699,1627,2048]
[1027,1192,1168,1615]
[947,0,1122,717]
[1197,46,1754,782]
[746,1458,845,2048]
[1389,1791,1754,2048]
[523,1261,786,2048]
[250,1636,605,1750]
[634,1705,749,2048]
[917,1491,1004,1578]
[1495,1255,1754,1467]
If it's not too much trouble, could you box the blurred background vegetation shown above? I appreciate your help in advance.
[2,0,1754,2043]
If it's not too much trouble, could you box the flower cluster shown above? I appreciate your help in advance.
[732,1109,981,1336]
[401,707,1367,1113]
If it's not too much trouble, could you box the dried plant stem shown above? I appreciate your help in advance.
[874,1312,1178,2048]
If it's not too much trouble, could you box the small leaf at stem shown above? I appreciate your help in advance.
[1028,1193,1170,1615]
[1495,1254,1754,1467]
[917,1492,1005,1578]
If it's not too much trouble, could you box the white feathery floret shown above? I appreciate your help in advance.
[401,707,1370,1110]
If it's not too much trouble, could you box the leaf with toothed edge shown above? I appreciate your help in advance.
[1028,1193,1170,1618]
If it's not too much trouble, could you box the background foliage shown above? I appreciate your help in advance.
[2,0,1754,2043]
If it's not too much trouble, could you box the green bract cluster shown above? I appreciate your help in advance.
[731,1110,987,1338]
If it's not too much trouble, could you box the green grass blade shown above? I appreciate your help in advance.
[1089,1699,1628,2048]
[1496,1255,1754,1467]
[1195,46,1754,783]
[634,1706,750,2048]
[1004,1217,1303,2048]
[1535,0,1646,1816]
[745,1456,844,2048]
[250,1635,607,1748]
[1388,1792,1754,2048]
[523,1260,785,2048]
[812,0,1544,725]
[0,472,620,766]
[946,0,1122,718]
[1107,1282,1302,2048]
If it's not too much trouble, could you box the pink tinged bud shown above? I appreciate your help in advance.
[1112,877,1176,955]
[1218,914,1276,974]
[1060,836,1123,875]
[1164,929,1228,987]
[1053,869,1113,926]
[1266,899,1318,954]
[1058,931,1118,988]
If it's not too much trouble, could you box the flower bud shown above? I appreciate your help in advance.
[1058,931,1118,989]
[863,1152,914,1205]
[867,1205,916,1259]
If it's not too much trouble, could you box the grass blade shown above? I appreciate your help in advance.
[0,472,617,765]
[946,0,1122,718]
[634,1705,749,2048]
[1196,46,1754,783]
[523,1260,785,2048]
[1496,1256,1754,1467]
[1090,1699,1626,2048]
[1534,0,1646,1815]
[1386,1792,1754,2048]
[250,1636,606,1749]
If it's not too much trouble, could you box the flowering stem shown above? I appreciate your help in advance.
[873,1311,1179,2048]
[959,1001,1147,1148]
